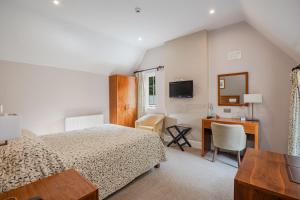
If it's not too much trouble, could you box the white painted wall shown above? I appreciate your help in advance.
[0,60,108,135]
[140,31,209,141]
[139,22,297,153]
[164,31,209,141]
[208,22,296,153]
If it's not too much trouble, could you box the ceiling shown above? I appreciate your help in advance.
[241,0,300,64]
[0,0,299,74]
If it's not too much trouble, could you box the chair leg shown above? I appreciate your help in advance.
[237,151,241,167]
[212,147,218,162]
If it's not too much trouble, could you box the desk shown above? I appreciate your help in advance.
[201,118,259,156]
[234,149,300,200]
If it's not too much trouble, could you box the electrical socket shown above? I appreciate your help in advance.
[223,108,231,113]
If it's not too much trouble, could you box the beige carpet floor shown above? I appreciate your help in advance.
[106,147,237,200]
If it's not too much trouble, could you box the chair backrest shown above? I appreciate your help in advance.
[211,123,246,151]
[138,114,165,126]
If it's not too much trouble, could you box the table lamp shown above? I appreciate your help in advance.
[244,94,262,121]
[0,115,21,146]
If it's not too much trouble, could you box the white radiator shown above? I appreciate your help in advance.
[65,114,104,131]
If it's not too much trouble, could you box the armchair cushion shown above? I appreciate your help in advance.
[135,114,165,137]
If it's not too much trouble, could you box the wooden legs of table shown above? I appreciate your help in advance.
[201,124,205,156]
[254,126,259,151]
[201,127,212,157]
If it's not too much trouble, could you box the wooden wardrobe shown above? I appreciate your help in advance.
[109,75,137,127]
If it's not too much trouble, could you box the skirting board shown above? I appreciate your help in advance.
[163,135,202,149]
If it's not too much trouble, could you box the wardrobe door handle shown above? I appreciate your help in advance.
[124,104,130,110]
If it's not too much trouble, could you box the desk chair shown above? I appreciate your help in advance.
[211,123,246,167]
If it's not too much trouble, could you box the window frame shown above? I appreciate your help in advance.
[143,72,157,109]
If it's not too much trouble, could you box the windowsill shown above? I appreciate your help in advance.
[146,105,157,110]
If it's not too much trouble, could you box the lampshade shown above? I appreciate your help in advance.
[244,94,263,104]
[0,116,21,141]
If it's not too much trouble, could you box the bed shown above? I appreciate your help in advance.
[0,124,166,199]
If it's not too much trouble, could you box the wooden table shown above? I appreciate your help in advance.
[201,118,259,156]
[0,169,98,200]
[234,149,300,200]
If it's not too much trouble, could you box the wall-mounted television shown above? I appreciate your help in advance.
[169,80,193,98]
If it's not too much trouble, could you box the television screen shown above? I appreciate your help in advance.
[169,80,193,98]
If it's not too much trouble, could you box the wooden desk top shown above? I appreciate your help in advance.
[0,169,98,200]
[203,117,259,126]
[235,149,300,200]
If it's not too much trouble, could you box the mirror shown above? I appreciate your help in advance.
[218,72,248,106]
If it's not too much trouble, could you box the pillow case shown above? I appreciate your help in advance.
[21,129,38,140]
[0,136,67,192]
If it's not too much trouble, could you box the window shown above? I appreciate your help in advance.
[144,72,157,108]
[148,76,156,105]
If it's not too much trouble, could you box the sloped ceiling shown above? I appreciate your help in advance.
[0,0,244,74]
[241,0,300,64]
[0,0,299,75]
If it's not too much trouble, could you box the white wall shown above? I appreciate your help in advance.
[139,22,297,153]
[0,60,108,135]
[164,31,209,141]
[208,22,296,153]
[140,31,209,141]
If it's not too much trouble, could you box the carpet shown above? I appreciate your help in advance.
[106,147,237,200]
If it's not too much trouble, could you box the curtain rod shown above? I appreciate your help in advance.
[292,64,300,71]
[134,66,164,74]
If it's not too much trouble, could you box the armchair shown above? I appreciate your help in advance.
[135,114,165,138]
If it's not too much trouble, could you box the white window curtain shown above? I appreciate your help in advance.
[288,69,300,156]
[135,72,145,118]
